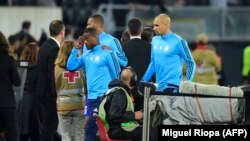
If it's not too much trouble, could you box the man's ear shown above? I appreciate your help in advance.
[127,28,131,35]
[94,23,99,30]
[60,30,64,36]
[139,27,143,33]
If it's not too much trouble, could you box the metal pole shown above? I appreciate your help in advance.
[142,86,151,141]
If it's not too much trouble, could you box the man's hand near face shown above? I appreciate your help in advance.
[74,36,85,49]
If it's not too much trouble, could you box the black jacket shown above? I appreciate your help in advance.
[20,63,39,134]
[103,79,136,136]
[36,38,59,97]
[122,38,151,80]
[0,53,21,107]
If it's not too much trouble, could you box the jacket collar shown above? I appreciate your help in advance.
[108,79,130,93]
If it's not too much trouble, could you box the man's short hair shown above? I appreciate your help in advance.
[141,27,153,43]
[90,14,104,26]
[127,18,142,36]
[22,21,31,30]
[8,35,19,45]
[121,30,130,43]
[49,20,64,37]
[84,28,99,37]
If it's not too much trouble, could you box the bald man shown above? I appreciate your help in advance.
[86,14,128,67]
[98,66,157,141]
[142,14,196,92]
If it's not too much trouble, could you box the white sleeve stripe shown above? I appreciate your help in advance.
[113,39,128,61]
[181,40,194,80]
[110,51,120,77]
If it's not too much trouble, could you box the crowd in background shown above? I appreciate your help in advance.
[1,1,250,141]
[2,0,250,39]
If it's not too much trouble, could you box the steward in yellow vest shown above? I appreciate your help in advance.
[98,67,157,141]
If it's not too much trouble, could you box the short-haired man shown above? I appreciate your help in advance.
[8,35,20,59]
[37,20,65,141]
[67,28,121,141]
[86,14,128,67]
[122,18,151,111]
[123,18,151,82]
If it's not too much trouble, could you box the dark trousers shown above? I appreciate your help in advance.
[109,126,157,141]
[20,101,41,141]
[20,134,39,141]
[39,97,58,141]
[163,84,179,93]
[134,96,144,112]
[0,107,19,141]
[85,98,101,141]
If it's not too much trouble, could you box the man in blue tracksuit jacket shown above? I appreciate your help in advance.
[86,14,128,67]
[67,28,120,141]
[142,14,196,92]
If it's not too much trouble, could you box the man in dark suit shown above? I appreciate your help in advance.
[122,18,151,111]
[36,20,65,141]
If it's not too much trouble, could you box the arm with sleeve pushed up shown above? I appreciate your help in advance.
[106,51,121,79]
[108,90,135,123]
[66,48,84,71]
[179,40,196,81]
[111,38,128,67]
[142,45,156,81]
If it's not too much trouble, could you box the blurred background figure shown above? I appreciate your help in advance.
[19,42,40,141]
[141,27,154,43]
[8,35,20,60]
[0,31,21,141]
[38,29,48,47]
[207,44,225,86]
[242,45,250,85]
[120,30,130,44]
[192,33,221,85]
[64,25,74,40]
[16,21,37,58]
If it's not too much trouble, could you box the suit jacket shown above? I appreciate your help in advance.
[36,38,59,97]
[0,53,21,107]
[122,38,151,80]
